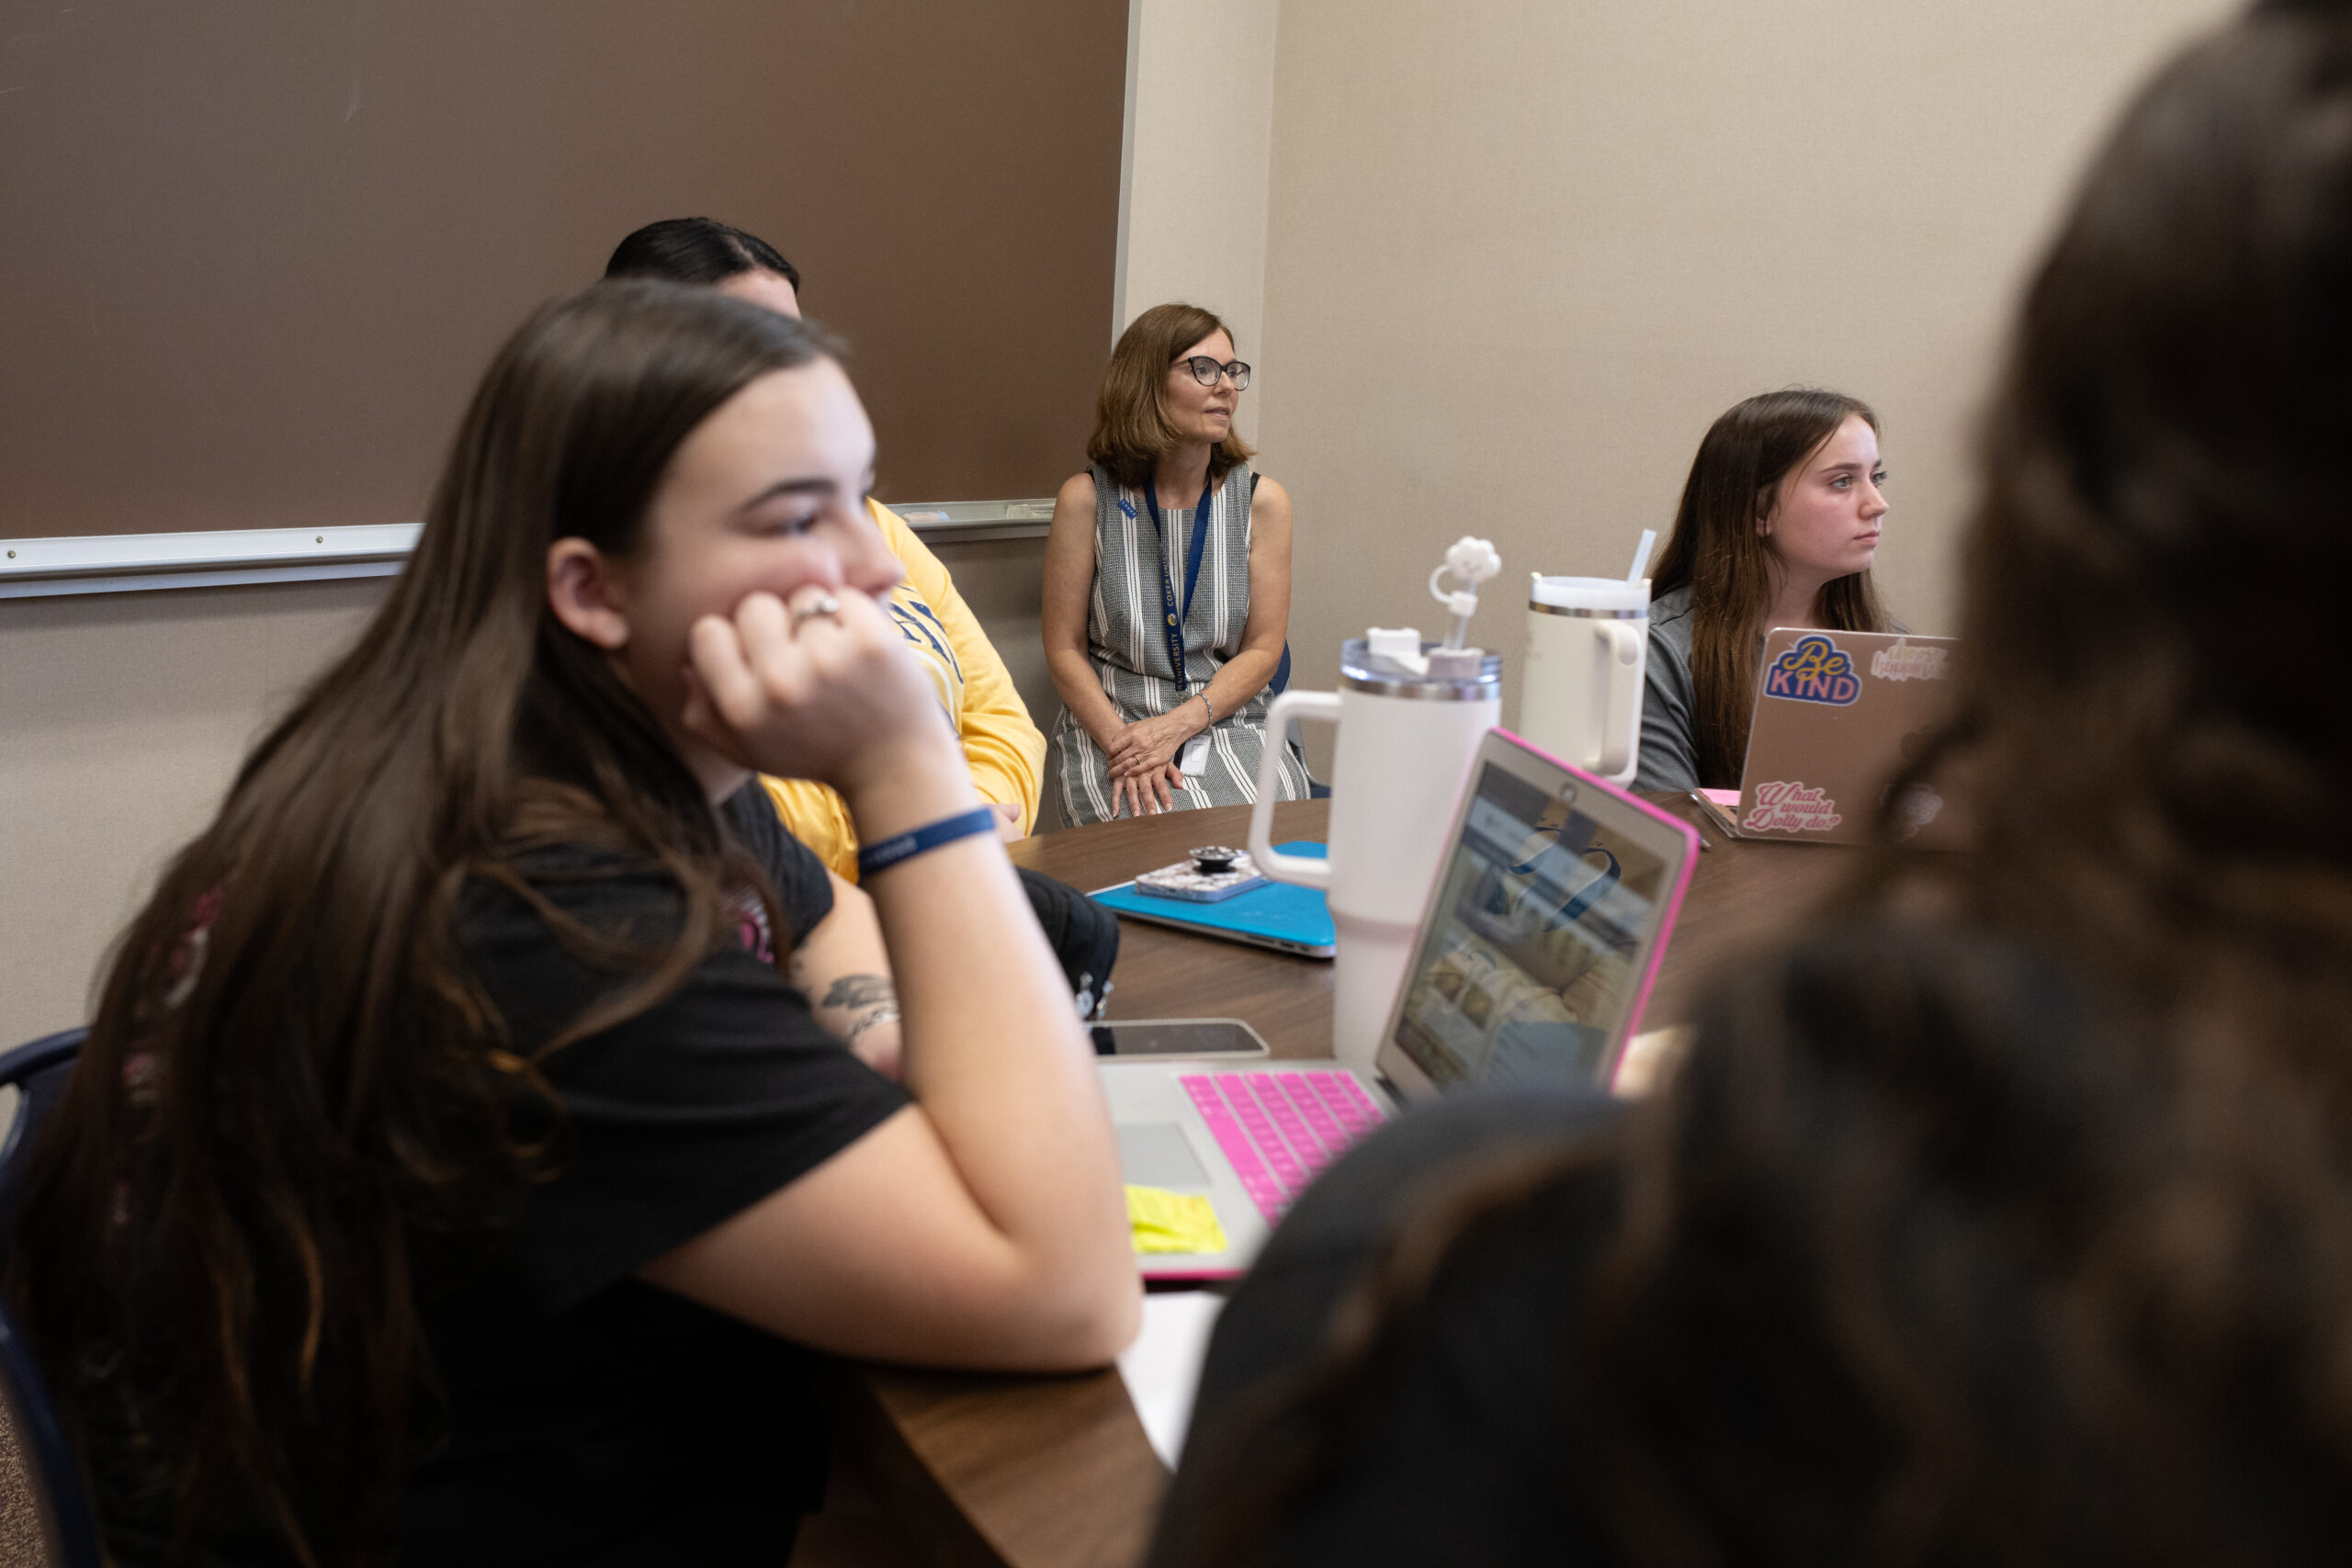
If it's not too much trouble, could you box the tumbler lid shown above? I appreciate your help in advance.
[1340,637,1500,701]
[1529,573,1650,615]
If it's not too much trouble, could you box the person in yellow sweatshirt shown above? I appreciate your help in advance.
[606,218,1046,877]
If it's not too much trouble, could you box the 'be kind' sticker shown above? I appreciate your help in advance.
[1762,635,1860,705]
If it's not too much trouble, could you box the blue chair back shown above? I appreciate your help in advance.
[1267,640,1335,796]
[0,1027,104,1568]
[0,1030,85,1241]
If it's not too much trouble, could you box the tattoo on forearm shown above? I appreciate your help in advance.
[821,974,897,1011]
[846,1005,901,1042]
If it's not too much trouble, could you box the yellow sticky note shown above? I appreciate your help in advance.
[1125,1184,1228,1256]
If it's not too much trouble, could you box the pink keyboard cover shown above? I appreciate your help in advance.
[1179,1070,1386,1223]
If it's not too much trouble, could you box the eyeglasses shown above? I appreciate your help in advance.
[1174,355,1251,389]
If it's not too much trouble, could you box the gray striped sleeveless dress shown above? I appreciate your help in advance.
[1050,462,1313,825]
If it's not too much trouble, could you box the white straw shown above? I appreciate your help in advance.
[1627,527,1657,582]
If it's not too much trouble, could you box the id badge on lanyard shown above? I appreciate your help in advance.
[1144,475,1215,777]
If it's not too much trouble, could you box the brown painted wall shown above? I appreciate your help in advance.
[0,1,1125,538]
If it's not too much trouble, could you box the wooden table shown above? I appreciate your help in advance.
[831,796,1846,1568]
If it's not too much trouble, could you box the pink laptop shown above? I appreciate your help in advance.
[1101,728,1701,1279]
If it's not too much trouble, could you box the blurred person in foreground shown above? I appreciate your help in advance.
[1150,4,2352,1563]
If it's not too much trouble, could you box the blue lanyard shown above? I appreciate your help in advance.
[1143,473,1214,693]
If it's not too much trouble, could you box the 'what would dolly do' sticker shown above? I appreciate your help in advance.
[1744,781,1843,834]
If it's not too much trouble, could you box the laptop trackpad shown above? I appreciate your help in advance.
[1118,1122,1212,1189]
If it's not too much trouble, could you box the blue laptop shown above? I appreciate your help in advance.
[1091,842,1335,958]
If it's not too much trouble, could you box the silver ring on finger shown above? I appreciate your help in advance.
[789,592,843,633]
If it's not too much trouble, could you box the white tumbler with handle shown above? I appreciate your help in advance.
[1519,574,1648,786]
[1248,631,1501,1068]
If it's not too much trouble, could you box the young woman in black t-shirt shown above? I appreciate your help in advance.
[7,281,1139,1567]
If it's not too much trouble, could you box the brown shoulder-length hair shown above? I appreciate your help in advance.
[5,280,831,1567]
[1086,302,1256,491]
[1648,389,1891,788]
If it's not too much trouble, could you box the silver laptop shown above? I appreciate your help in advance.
[1707,627,1963,847]
[1102,728,1702,1280]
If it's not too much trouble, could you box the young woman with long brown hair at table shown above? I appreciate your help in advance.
[5,281,1136,1567]
[1151,4,2352,1562]
[1634,389,1894,793]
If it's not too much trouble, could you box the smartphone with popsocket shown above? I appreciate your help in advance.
[1131,846,1269,903]
[1088,1019,1271,1058]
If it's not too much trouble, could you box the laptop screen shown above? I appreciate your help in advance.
[1389,759,1675,1092]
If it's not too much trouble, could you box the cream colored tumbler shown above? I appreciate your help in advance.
[1519,574,1648,786]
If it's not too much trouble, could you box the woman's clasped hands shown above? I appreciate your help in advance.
[1102,701,1204,818]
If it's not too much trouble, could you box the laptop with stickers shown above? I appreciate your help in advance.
[1102,728,1699,1279]
[1718,627,1963,846]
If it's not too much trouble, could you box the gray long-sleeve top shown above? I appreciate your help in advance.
[1634,584,1700,794]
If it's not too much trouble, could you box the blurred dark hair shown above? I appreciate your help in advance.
[1862,0,2352,1047]
[1158,4,2352,1562]
[4,280,830,1566]
[1649,389,1890,788]
[605,216,802,295]
[1163,928,2352,1565]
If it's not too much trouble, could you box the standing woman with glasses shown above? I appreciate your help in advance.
[1043,303,1313,823]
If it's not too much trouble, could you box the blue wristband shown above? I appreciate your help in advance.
[856,806,1001,878]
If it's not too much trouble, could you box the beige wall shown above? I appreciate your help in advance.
[1117,0,1283,445]
[0,581,386,1043]
[1254,0,2235,767]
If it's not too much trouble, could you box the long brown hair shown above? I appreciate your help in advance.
[5,280,831,1565]
[1154,3,2352,1561]
[1085,302,1256,490]
[1649,389,1890,788]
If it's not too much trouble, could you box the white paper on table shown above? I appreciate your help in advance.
[1612,1024,1694,1098]
[1116,1291,1227,1468]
